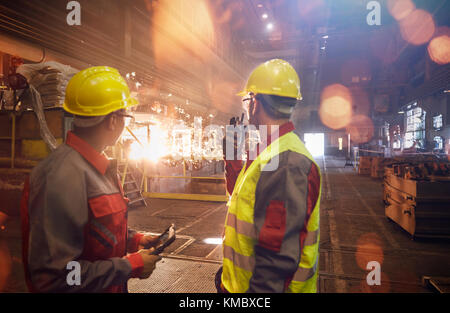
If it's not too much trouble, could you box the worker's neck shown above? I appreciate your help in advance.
[257,119,290,134]
[73,130,107,153]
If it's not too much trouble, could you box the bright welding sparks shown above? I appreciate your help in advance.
[128,125,170,161]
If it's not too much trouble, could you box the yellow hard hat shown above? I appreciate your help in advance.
[237,59,302,100]
[63,66,138,116]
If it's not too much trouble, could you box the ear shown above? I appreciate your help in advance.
[105,114,116,131]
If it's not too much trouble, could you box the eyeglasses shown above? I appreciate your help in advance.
[242,94,254,111]
[113,112,135,124]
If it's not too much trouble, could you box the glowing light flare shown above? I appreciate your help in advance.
[346,115,374,144]
[387,0,415,21]
[399,9,435,46]
[355,233,384,270]
[427,27,450,65]
[319,84,353,130]
[151,0,215,69]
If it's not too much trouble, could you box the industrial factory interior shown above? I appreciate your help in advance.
[0,0,450,297]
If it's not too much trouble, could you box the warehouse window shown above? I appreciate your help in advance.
[434,136,444,150]
[392,125,401,149]
[304,133,324,157]
[433,114,443,130]
[404,107,426,149]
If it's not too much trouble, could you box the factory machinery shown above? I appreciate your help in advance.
[0,59,228,221]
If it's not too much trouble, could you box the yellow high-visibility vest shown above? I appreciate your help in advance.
[222,131,322,293]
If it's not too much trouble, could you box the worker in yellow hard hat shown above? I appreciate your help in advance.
[218,59,322,293]
[21,66,161,292]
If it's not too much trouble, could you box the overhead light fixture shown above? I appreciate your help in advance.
[262,13,268,19]
[257,4,263,8]
[322,35,329,39]
[398,111,405,114]
[168,93,172,97]
[266,23,274,30]
[320,46,326,50]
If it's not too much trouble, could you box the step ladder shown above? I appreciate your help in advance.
[118,160,147,208]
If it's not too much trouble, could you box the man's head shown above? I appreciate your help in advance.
[72,109,134,147]
[64,66,138,150]
[238,59,301,126]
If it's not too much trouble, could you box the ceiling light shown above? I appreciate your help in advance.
[262,13,268,19]
[398,111,405,114]
[257,4,263,8]
[322,35,329,39]
[320,46,326,50]
[266,23,273,30]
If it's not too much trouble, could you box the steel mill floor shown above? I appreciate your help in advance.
[1,155,450,293]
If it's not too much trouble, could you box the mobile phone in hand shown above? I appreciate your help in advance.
[149,224,176,255]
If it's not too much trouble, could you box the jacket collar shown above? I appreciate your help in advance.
[245,121,295,171]
[66,131,110,175]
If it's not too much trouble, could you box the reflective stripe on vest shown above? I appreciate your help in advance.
[222,131,322,293]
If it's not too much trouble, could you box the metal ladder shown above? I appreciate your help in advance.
[118,160,147,208]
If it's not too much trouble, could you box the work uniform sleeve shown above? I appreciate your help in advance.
[27,161,139,293]
[127,228,144,253]
[247,151,320,293]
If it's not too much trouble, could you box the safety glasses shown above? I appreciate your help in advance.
[113,111,135,124]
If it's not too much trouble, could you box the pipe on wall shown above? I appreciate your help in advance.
[0,31,87,70]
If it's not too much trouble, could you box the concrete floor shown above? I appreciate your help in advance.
[2,155,450,292]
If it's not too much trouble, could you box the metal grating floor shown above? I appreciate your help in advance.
[128,257,221,293]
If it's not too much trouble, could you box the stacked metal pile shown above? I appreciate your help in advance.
[18,61,77,108]
[383,159,450,239]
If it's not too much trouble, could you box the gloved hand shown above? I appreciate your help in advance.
[137,248,162,279]
[139,234,160,250]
